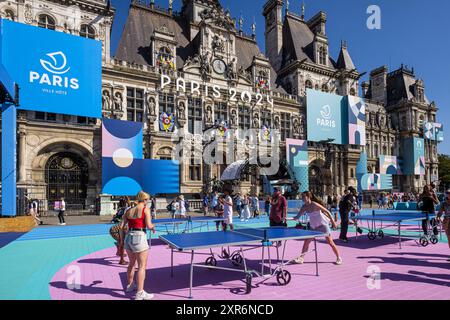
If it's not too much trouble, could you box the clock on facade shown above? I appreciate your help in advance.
[213,59,227,75]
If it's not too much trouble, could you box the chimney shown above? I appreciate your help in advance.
[369,66,388,105]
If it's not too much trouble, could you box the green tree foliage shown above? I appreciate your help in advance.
[438,154,450,190]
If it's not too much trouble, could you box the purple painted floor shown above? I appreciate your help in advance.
[49,232,450,300]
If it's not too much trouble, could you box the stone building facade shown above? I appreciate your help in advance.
[0,0,441,211]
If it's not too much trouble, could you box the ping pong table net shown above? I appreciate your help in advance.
[229,225,270,241]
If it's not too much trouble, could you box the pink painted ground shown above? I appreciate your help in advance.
[49,232,450,300]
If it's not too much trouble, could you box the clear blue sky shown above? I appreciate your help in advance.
[111,0,450,154]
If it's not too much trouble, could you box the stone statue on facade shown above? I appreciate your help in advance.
[205,105,213,124]
[148,96,156,117]
[274,116,281,130]
[230,109,238,127]
[178,101,186,120]
[113,92,123,111]
[227,58,237,80]
[293,117,300,136]
[199,51,211,81]
[252,112,260,128]
[212,35,225,54]
[102,90,111,110]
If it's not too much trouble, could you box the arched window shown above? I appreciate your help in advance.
[38,14,56,30]
[349,88,356,96]
[319,46,327,65]
[382,146,387,155]
[374,144,379,156]
[305,80,313,90]
[4,9,15,21]
[80,24,96,39]
[321,84,328,92]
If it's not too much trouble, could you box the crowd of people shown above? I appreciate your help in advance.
[104,183,450,300]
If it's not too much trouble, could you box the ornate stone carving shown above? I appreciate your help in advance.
[212,35,225,53]
[24,4,33,23]
[147,96,156,117]
[230,108,238,128]
[299,115,305,134]
[177,100,187,125]
[252,109,260,128]
[379,114,386,128]
[226,58,237,80]
[274,115,281,130]
[199,8,235,30]
[198,52,211,81]
[113,91,123,111]
[205,104,213,124]
[293,117,301,137]
[102,90,111,110]
[238,66,252,82]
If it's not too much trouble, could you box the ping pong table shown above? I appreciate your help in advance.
[354,211,440,249]
[159,227,325,299]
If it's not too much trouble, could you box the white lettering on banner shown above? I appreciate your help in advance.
[316,118,336,128]
[160,76,274,106]
[29,51,79,91]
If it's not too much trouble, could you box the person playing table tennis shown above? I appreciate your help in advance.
[220,189,234,231]
[214,195,225,231]
[293,191,342,265]
[119,191,156,300]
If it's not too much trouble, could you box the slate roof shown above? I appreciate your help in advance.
[281,14,337,70]
[386,68,430,105]
[235,36,286,93]
[336,46,356,71]
[114,3,286,92]
[115,5,191,68]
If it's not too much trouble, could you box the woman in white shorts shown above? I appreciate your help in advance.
[119,191,155,300]
[293,191,342,265]
[220,189,234,230]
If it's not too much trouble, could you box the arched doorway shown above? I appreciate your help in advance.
[45,152,89,207]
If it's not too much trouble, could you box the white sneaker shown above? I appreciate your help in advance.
[335,257,343,265]
[61,223,66,226]
[240,219,244,222]
[126,283,137,292]
[294,256,305,264]
[135,290,154,300]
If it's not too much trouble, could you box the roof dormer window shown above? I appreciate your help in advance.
[319,46,327,65]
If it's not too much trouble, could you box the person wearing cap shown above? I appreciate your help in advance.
[269,188,288,227]
[338,187,356,242]
[437,190,450,261]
